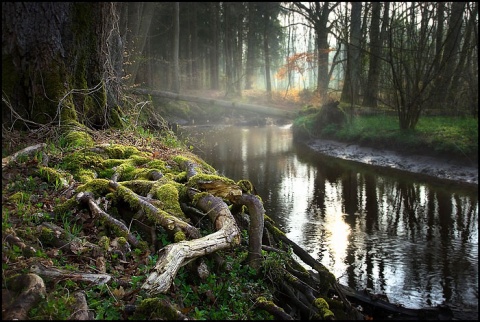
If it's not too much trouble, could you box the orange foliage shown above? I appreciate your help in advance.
[276,52,316,80]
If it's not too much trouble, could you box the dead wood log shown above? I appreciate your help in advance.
[2,273,47,320]
[76,191,139,247]
[30,262,112,286]
[141,189,241,295]
[131,88,294,118]
[108,180,201,239]
[2,143,47,169]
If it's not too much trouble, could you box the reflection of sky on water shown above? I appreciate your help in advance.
[180,124,479,311]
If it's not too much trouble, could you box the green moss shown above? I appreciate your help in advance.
[39,226,55,243]
[109,105,126,129]
[8,192,29,203]
[53,198,79,216]
[174,231,186,242]
[117,237,127,246]
[146,159,169,172]
[237,179,254,193]
[136,298,180,320]
[101,158,126,168]
[98,236,110,251]
[173,154,216,174]
[154,183,186,220]
[120,180,155,196]
[191,191,210,206]
[187,174,236,188]
[114,184,140,210]
[103,145,141,159]
[64,130,94,148]
[61,150,105,172]
[76,179,111,196]
[38,166,70,188]
[76,169,97,183]
[270,224,286,237]
[314,298,335,319]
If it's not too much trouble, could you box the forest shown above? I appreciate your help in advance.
[2,2,478,320]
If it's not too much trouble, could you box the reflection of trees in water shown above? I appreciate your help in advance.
[185,125,478,308]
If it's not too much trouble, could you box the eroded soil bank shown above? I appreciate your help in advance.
[303,138,478,187]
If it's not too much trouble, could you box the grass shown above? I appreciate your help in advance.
[293,113,478,164]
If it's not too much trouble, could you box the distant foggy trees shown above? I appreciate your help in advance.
[2,2,477,130]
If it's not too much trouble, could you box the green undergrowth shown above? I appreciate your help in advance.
[293,111,478,164]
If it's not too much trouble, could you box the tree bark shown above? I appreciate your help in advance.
[2,2,123,129]
[341,2,362,105]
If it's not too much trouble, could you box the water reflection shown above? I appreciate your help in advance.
[179,124,478,311]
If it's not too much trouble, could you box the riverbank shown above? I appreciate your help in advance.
[301,137,478,187]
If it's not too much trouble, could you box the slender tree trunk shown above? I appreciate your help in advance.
[124,2,156,87]
[172,2,180,93]
[245,2,256,90]
[210,2,220,90]
[434,2,466,110]
[263,5,272,101]
[341,2,362,104]
[363,2,382,108]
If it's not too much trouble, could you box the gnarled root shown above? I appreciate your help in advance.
[142,189,240,295]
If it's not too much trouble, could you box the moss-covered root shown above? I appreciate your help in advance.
[134,298,188,320]
[109,180,200,239]
[255,297,292,320]
[314,297,335,320]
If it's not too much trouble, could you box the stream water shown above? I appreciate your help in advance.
[178,123,478,311]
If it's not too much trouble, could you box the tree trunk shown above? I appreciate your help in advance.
[362,2,382,108]
[209,2,220,90]
[263,4,272,101]
[172,2,180,93]
[341,2,362,105]
[2,2,123,129]
[245,3,257,90]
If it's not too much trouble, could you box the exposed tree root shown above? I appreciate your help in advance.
[108,180,201,240]
[141,189,241,295]
[76,191,139,247]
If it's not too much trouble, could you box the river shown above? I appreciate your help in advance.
[178,123,478,311]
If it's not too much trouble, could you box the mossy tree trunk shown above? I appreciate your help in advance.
[2,2,124,129]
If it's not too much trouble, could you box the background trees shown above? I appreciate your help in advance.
[2,2,478,131]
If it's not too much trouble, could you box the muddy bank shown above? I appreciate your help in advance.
[303,138,478,187]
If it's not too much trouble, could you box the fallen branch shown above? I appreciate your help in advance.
[2,143,47,169]
[30,262,112,286]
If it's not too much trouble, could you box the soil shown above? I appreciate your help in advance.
[303,138,478,187]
